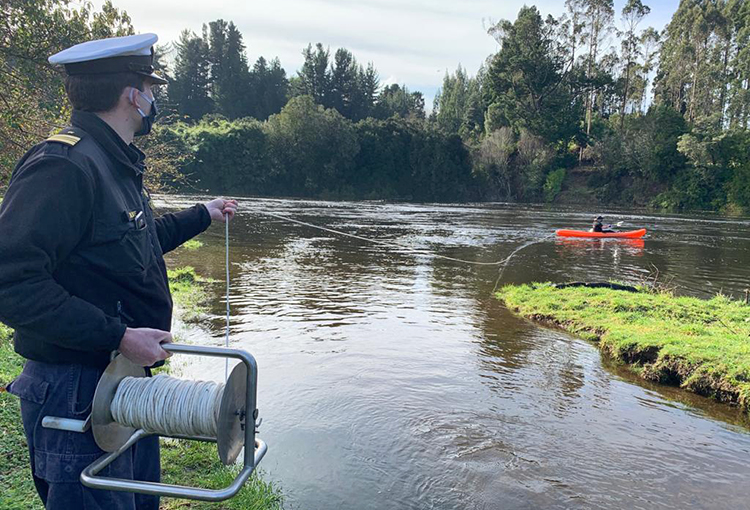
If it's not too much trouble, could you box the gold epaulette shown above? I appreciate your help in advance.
[46,132,81,146]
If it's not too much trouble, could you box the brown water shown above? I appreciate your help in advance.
[160,196,750,510]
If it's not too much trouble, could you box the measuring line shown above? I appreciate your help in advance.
[256,210,512,266]
[252,209,554,295]
[225,213,230,382]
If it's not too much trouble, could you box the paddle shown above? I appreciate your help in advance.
[600,221,624,233]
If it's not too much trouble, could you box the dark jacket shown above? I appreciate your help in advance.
[0,111,211,368]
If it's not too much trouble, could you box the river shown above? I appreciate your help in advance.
[159,196,750,510]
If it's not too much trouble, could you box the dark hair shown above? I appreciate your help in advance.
[64,72,145,112]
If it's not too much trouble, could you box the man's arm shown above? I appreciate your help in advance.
[153,198,237,254]
[0,157,125,351]
[153,205,211,254]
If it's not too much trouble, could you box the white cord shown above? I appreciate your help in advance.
[225,213,230,382]
[254,210,555,295]
[111,375,224,437]
[256,210,509,266]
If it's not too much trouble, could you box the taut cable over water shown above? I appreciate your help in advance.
[225,213,231,382]
[252,209,555,295]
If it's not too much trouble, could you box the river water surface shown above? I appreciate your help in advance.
[159,196,750,510]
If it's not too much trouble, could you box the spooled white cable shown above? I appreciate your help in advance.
[111,374,225,438]
[225,212,230,382]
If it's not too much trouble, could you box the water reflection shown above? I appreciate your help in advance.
[160,196,750,510]
[555,237,645,253]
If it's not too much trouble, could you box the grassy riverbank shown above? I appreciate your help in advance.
[0,267,282,510]
[498,284,750,414]
[0,323,39,509]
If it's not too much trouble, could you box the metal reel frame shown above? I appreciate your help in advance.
[79,343,267,502]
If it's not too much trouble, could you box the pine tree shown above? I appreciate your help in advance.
[485,6,581,143]
[205,20,252,119]
[170,29,213,120]
[223,22,252,118]
[329,48,360,119]
[250,56,289,120]
[374,84,425,119]
[359,63,380,119]
[207,20,227,101]
[433,65,486,137]
[298,43,331,106]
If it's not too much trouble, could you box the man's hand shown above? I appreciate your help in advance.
[204,198,238,223]
[118,327,173,366]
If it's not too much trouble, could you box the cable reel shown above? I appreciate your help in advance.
[41,343,266,502]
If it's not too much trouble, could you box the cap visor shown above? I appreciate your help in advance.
[140,71,168,85]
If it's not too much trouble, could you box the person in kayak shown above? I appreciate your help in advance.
[591,216,615,233]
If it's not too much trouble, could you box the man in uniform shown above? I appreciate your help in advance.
[0,33,238,509]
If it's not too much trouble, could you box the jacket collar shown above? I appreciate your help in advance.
[70,110,145,175]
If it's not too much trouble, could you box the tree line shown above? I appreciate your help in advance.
[3,0,750,212]
[164,26,425,123]
[169,97,470,201]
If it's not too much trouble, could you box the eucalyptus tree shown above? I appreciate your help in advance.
[565,0,588,66]
[618,0,651,127]
[581,0,614,158]
[726,0,749,128]
[639,27,661,112]
[655,0,726,125]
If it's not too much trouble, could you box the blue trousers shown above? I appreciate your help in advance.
[7,360,160,510]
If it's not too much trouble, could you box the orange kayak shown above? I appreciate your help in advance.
[555,228,647,239]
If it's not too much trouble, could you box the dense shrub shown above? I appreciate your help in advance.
[544,168,566,202]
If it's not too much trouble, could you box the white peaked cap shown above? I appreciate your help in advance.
[48,33,167,84]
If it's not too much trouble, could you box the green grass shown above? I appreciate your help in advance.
[0,268,282,509]
[180,239,204,251]
[167,266,214,322]
[162,266,283,509]
[498,283,750,413]
[0,324,43,510]
[160,441,282,510]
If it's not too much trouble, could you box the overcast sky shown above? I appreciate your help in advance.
[90,0,680,108]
